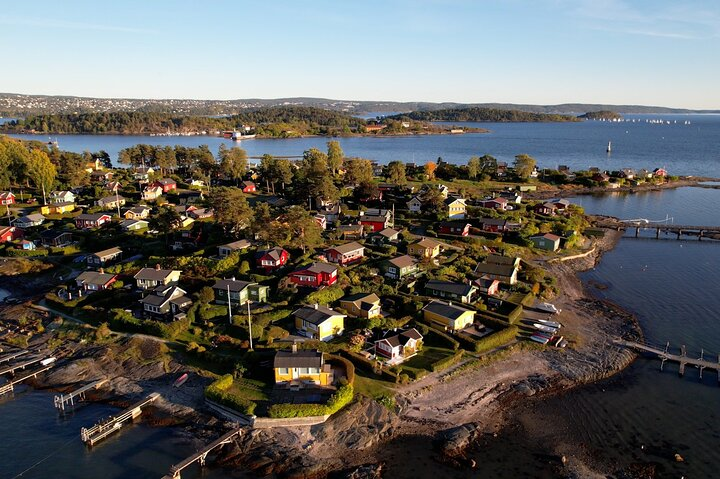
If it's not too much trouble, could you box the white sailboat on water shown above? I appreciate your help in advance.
[606,141,612,153]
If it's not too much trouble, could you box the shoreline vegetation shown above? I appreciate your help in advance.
[0,105,596,137]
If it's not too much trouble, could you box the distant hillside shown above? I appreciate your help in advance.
[387,107,580,123]
[0,93,718,117]
[0,106,365,136]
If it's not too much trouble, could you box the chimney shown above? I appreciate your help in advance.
[155,263,161,270]
[291,341,298,354]
[314,303,318,309]
[99,267,104,274]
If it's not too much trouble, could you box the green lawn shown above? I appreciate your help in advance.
[401,345,455,374]
[227,377,271,402]
[353,374,396,399]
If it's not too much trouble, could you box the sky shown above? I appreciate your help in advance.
[1,0,719,109]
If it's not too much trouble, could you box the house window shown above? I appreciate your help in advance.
[298,368,310,375]
[278,368,289,375]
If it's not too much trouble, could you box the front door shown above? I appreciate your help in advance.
[292,368,299,379]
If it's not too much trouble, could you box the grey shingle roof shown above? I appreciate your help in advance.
[293,305,344,325]
[274,349,324,369]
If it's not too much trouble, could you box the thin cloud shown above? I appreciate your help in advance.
[0,15,155,34]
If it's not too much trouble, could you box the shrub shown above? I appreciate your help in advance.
[305,285,344,305]
[326,354,355,385]
[6,248,49,257]
[422,325,460,350]
[430,350,463,372]
[268,385,354,418]
[473,326,519,354]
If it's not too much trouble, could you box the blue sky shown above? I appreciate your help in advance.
[1,0,719,108]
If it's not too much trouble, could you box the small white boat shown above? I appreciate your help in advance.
[533,323,558,334]
[530,334,550,345]
[537,302,561,314]
[538,319,562,329]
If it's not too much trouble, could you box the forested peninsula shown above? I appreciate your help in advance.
[388,107,581,123]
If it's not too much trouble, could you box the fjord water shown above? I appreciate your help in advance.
[537,187,720,477]
[0,389,222,479]
[7,114,720,176]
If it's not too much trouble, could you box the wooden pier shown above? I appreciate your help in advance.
[0,355,52,376]
[614,339,720,381]
[54,379,109,413]
[0,363,55,396]
[0,349,30,364]
[602,221,720,241]
[161,427,244,479]
[80,392,160,446]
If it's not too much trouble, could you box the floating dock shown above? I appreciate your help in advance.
[80,392,160,446]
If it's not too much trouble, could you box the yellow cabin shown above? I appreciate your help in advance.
[293,304,345,341]
[422,300,475,332]
[408,237,442,259]
[274,348,333,386]
[40,202,75,215]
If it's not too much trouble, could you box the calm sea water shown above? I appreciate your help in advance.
[5,114,720,177]
[0,389,238,479]
[533,187,720,477]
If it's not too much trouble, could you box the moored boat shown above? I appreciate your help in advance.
[537,302,561,314]
[173,373,188,387]
[538,319,562,329]
[533,323,558,334]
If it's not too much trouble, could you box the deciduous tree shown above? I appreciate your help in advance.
[386,161,407,185]
[513,154,536,180]
[327,140,344,176]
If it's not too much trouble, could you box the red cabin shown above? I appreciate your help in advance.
[325,242,364,266]
[241,181,257,193]
[152,178,177,193]
[438,221,471,237]
[0,192,16,206]
[288,263,338,288]
[0,226,21,243]
[255,247,289,272]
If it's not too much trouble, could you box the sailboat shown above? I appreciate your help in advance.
[606,141,612,153]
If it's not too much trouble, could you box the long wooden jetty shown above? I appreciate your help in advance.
[0,363,55,396]
[80,392,160,446]
[54,379,109,413]
[0,356,51,376]
[0,349,30,364]
[161,427,244,479]
[614,339,720,381]
[602,221,720,241]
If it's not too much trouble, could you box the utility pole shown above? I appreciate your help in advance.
[227,284,232,325]
[247,300,253,350]
[115,184,121,218]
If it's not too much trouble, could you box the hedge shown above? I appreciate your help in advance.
[267,384,353,418]
[204,374,257,415]
[326,353,355,385]
[474,325,519,354]
[5,248,49,257]
[430,350,464,372]
[420,322,460,351]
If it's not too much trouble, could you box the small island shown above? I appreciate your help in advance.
[578,110,623,120]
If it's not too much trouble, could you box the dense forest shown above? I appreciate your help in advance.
[0,107,366,136]
[577,110,622,120]
[387,107,580,123]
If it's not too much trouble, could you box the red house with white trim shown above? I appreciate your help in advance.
[255,247,289,272]
[75,213,112,229]
[325,242,364,266]
[241,181,257,193]
[438,221,471,237]
[288,263,338,288]
[152,178,177,193]
[0,192,16,206]
[0,226,21,243]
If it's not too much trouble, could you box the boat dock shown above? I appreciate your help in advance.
[601,221,720,241]
[0,355,51,376]
[0,363,55,396]
[161,427,244,479]
[80,392,160,446]
[54,379,109,413]
[0,349,30,364]
[614,339,720,381]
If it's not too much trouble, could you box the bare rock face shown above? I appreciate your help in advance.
[436,422,481,460]
[315,397,396,450]
[342,463,385,478]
